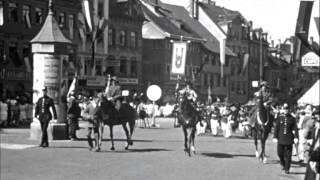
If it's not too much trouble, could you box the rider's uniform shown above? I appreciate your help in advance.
[105,84,122,111]
[179,87,198,103]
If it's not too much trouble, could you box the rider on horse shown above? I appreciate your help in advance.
[178,80,198,105]
[254,81,273,107]
[248,81,274,127]
[105,76,122,111]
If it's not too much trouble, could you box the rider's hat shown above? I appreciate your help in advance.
[111,76,119,83]
[42,86,48,92]
[185,80,193,86]
[260,81,269,87]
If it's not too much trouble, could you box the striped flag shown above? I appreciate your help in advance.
[67,73,77,97]
[241,53,249,75]
[81,0,93,32]
[24,57,31,72]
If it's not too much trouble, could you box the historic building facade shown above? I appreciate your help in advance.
[77,0,144,95]
[140,0,235,103]
[198,1,269,103]
[0,0,80,98]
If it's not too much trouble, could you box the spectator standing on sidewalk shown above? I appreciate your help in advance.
[35,87,57,148]
[0,97,8,127]
[304,110,320,180]
[273,103,299,174]
[18,98,27,126]
[11,99,20,127]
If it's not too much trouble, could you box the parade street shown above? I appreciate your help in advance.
[1,118,306,180]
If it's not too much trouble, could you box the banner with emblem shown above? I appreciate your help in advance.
[171,42,187,75]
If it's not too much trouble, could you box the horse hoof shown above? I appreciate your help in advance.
[263,157,267,164]
[125,146,129,150]
[129,141,133,146]
[110,147,115,151]
[95,147,101,152]
[255,151,259,158]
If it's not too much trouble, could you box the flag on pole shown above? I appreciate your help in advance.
[24,57,31,72]
[81,0,93,32]
[241,53,249,75]
[67,73,77,97]
[208,85,212,104]
[171,42,187,75]
[24,13,31,28]
[219,39,226,78]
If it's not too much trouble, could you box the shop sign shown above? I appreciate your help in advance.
[302,52,320,66]
[118,78,138,85]
[86,76,106,86]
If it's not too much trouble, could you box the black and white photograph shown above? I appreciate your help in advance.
[0,0,319,179]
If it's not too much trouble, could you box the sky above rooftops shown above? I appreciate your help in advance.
[161,0,319,44]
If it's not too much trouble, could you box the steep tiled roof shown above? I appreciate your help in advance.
[159,2,235,56]
[198,2,247,24]
[140,0,199,39]
[267,56,289,68]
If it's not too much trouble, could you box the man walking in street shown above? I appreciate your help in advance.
[273,103,299,174]
[35,87,57,148]
[67,92,81,140]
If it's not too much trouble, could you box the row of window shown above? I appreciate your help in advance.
[108,29,138,48]
[1,1,75,37]
[230,81,247,95]
[203,73,227,87]
[1,41,31,68]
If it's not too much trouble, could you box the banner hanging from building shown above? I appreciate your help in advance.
[171,42,187,75]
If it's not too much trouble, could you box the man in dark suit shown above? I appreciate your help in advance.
[273,103,299,174]
[35,87,57,147]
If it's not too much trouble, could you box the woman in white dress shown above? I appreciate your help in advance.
[19,101,27,125]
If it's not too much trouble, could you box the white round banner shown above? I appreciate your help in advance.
[147,85,162,101]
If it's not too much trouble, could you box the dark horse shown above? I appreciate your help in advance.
[96,95,137,150]
[176,95,202,157]
[249,96,274,163]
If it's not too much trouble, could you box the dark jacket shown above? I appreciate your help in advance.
[274,113,298,145]
[35,95,57,121]
[67,99,81,119]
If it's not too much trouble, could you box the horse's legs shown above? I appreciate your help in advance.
[128,119,135,146]
[190,128,196,154]
[261,138,267,163]
[182,127,188,153]
[94,126,100,152]
[99,122,104,147]
[109,125,115,151]
[252,128,259,158]
[122,123,130,150]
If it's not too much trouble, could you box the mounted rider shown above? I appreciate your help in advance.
[248,81,274,127]
[104,75,122,111]
[178,80,198,105]
[254,81,273,107]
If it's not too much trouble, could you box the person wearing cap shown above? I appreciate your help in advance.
[105,76,122,111]
[273,103,299,174]
[35,87,57,148]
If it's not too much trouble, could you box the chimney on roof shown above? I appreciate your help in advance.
[271,40,274,48]
[189,0,199,19]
